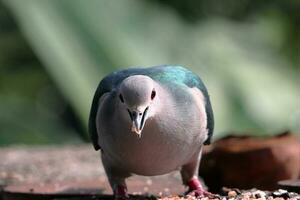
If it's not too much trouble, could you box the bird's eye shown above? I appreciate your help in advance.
[151,90,156,100]
[119,94,124,103]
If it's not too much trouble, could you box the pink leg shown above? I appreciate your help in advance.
[181,149,213,197]
[186,177,213,197]
[114,184,129,200]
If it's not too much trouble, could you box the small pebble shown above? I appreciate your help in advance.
[228,191,237,198]
[274,198,284,200]
[273,189,288,196]
[253,190,266,199]
[257,198,267,200]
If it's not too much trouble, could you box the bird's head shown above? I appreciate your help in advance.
[118,75,157,137]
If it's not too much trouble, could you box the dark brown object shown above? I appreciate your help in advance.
[200,132,300,192]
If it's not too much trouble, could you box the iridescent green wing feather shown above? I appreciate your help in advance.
[148,65,214,144]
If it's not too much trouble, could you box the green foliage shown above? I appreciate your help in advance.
[1,0,300,144]
[0,3,82,145]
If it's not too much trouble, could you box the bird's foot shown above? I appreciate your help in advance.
[185,177,214,198]
[114,185,129,200]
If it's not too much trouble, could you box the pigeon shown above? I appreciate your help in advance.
[88,65,214,199]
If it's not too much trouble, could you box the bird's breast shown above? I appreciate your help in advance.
[100,111,205,176]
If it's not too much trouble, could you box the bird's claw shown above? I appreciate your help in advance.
[185,177,214,198]
[187,188,214,198]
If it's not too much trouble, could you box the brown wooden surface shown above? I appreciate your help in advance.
[0,145,184,199]
[1,133,300,199]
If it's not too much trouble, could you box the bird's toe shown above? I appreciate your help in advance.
[185,177,214,198]
[186,188,214,198]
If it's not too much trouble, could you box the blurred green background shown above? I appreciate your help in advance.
[0,0,299,146]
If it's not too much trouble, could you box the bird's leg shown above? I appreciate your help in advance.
[106,174,129,200]
[101,155,130,200]
[180,149,213,197]
[112,181,129,200]
[185,176,213,197]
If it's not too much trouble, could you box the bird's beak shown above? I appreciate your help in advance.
[127,107,149,137]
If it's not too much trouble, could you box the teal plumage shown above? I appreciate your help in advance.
[88,65,214,150]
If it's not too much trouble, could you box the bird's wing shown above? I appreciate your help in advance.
[147,65,214,145]
[181,68,214,145]
[88,80,106,151]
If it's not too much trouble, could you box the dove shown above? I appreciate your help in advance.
[88,65,214,199]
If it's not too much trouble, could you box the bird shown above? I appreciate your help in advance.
[88,65,214,199]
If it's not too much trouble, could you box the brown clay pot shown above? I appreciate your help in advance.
[200,132,300,192]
